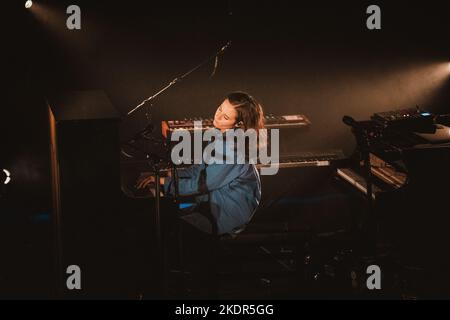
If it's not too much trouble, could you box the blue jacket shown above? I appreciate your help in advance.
[164,163,261,235]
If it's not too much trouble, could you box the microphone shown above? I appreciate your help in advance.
[342,115,358,128]
[218,41,232,54]
[342,115,367,132]
[211,41,231,77]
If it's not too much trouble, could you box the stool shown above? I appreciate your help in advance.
[207,227,314,298]
[168,212,354,298]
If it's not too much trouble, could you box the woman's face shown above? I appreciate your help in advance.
[213,99,238,132]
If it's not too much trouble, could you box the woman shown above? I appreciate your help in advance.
[138,91,264,236]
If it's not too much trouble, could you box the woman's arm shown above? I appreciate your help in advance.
[164,163,247,196]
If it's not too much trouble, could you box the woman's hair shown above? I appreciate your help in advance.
[226,91,265,130]
[225,91,266,159]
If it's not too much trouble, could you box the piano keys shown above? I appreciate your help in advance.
[336,153,407,200]
[121,149,346,198]
[161,114,311,138]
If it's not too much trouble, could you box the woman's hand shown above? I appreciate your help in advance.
[136,174,165,189]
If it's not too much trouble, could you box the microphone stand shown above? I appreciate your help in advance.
[125,41,231,297]
[343,117,377,256]
[357,128,376,255]
[127,41,231,116]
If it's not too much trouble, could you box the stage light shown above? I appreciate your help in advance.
[2,169,11,185]
[25,1,33,9]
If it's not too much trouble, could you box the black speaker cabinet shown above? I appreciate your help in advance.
[47,90,124,297]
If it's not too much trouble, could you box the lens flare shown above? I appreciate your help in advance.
[2,169,11,185]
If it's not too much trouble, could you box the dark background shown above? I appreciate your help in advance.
[1,0,450,297]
